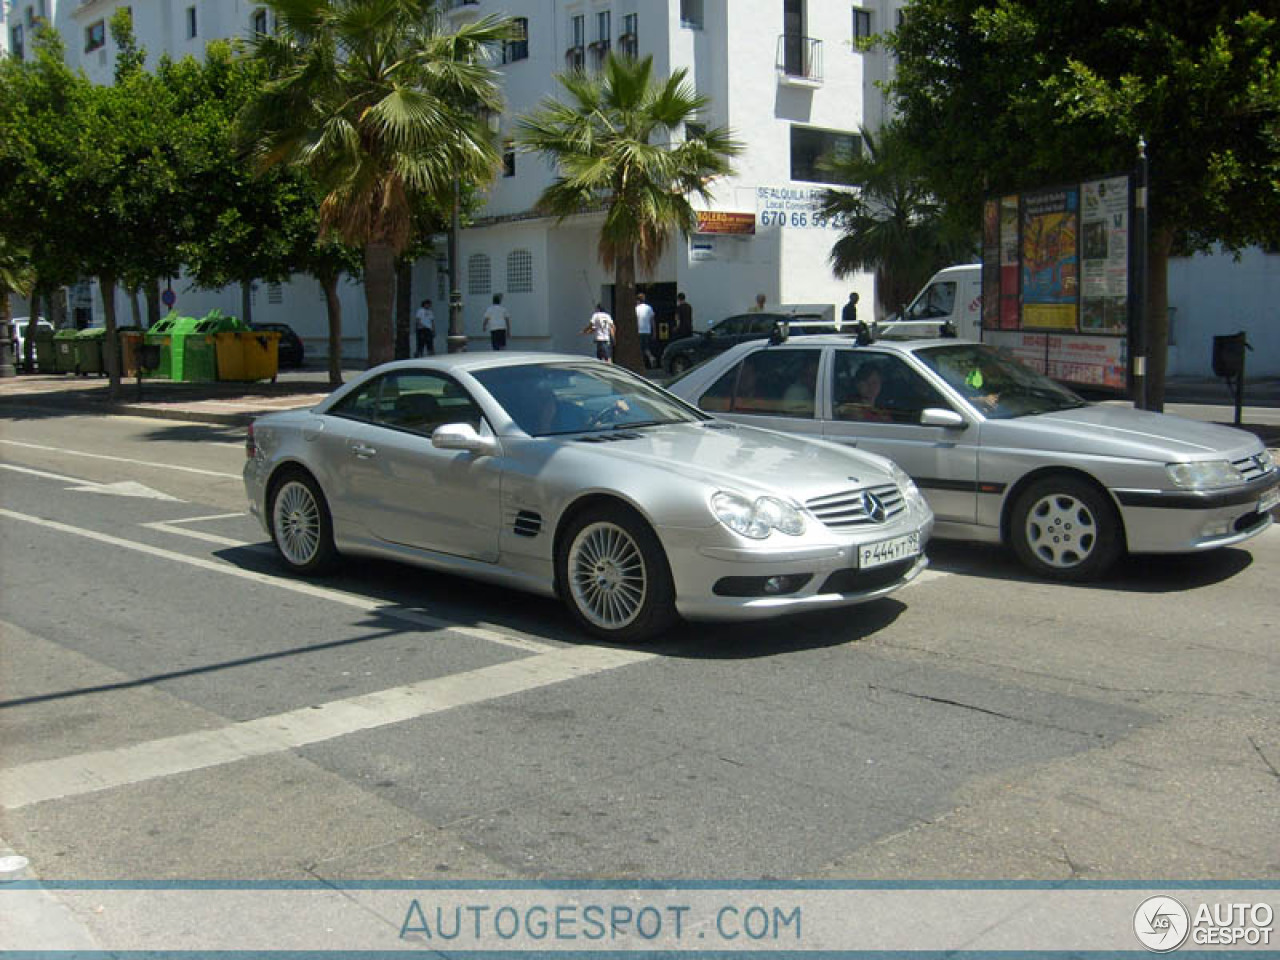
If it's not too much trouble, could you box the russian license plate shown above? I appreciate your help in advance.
[858,532,921,569]
[1260,487,1280,513]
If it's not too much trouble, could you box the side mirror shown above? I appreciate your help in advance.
[432,423,499,456]
[920,408,966,429]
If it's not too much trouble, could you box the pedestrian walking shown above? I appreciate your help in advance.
[583,304,616,362]
[748,292,767,313]
[843,291,872,344]
[482,293,511,350]
[675,292,693,339]
[635,292,656,368]
[414,299,435,356]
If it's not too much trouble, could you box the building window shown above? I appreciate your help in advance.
[85,20,106,52]
[566,14,585,70]
[251,8,268,36]
[619,13,637,57]
[267,282,284,305]
[790,125,861,185]
[680,0,703,29]
[502,140,516,178]
[506,250,533,294]
[590,10,610,67]
[503,17,528,63]
[852,8,872,42]
[11,25,23,60]
[467,254,491,296]
[685,121,706,141]
[186,6,198,39]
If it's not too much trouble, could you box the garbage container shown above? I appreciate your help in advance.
[32,326,56,372]
[1212,331,1249,380]
[144,316,178,379]
[213,331,247,380]
[53,329,79,374]
[241,330,280,382]
[119,330,144,378]
[170,312,242,382]
[73,327,107,376]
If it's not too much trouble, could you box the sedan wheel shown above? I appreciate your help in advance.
[1011,476,1121,581]
[667,354,691,376]
[270,472,337,574]
[559,506,677,642]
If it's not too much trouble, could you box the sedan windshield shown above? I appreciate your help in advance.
[474,362,707,436]
[916,344,1087,418]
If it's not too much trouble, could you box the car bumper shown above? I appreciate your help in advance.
[1114,473,1278,553]
[659,512,933,621]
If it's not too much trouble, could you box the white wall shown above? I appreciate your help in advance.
[1167,247,1280,378]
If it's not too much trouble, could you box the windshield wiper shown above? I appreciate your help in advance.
[612,419,674,430]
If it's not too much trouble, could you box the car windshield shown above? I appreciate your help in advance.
[915,344,1088,418]
[473,362,707,436]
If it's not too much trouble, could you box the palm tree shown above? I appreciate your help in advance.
[819,124,974,318]
[239,0,511,366]
[518,54,741,371]
[0,236,37,376]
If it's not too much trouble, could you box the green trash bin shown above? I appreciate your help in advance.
[169,314,235,382]
[32,326,56,372]
[73,327,107,376]
[145,316,178,379]
[53,329,79,374]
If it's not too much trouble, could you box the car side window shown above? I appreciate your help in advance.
[832,352,949,425]
[715,317,744,337]
[697,365,738,413]
[698,349,819,419]
[376,371,483,436]
[745,314,777,335]
[330,377,383,423]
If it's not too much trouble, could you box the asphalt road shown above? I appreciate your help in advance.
[1,410,1277,886]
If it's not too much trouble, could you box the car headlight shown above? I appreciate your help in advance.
[1259,449,1276,472]
[711,492,807,539]
[1166,460,1244,489]
[891,463,926,509]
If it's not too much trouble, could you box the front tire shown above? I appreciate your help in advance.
[269,470,337,575]
[1010,475,1121,581]
[667,354,691,376]
[557,505,678,643]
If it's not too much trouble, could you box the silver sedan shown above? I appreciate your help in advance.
[244,354,934,642]
[668,337,1278,581]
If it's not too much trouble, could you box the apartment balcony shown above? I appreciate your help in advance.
[618,32,638,58]
[564,45,585,71]
[776,34,822,86]
[588,39,610,69]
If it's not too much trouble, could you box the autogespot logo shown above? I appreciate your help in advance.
[1134,896,1190,952]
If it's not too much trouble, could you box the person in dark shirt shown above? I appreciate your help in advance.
[675,292,693,339]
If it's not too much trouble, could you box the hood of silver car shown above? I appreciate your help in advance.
[564,420,894,500]
[990,404,1263,462]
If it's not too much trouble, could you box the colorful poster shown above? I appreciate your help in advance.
[1020,189,1079,330]
[982,200,1001,331]
[1080,176,1129,333]
[985,330,1128,390]
[999,195,1020,329]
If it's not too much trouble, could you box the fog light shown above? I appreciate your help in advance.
[1201,520,1232,538]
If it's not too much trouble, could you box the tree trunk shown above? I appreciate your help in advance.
[613,252,643,372]
[322,272,344,387]
[1144,226,1175,413]
[100,273,121,399]
[145,280,160,329]
[363,241,397,367]
[394,258,412,360]
[129,286,142,327]
[0,285,14,378]
[240,281,254,326]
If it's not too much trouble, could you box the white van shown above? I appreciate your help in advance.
[876,264,982,341]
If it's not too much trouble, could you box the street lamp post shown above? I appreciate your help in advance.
[447,178,467,353]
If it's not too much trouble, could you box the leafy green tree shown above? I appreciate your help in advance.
[818,124,975,317]
[518,53,741,371]
[887,0,1280,408]
[239,0,512,367]
[0,236,36,375]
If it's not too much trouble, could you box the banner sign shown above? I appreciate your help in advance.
[695,211,756,235]
[982,174,1131,391]
[755,186,847,230]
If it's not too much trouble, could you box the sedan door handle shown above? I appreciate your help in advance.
[351,443,377,459]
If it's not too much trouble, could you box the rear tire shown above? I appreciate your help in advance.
[269,470,337,575]
[1010,475,1121,581]
[557,505,678,643]
[667,354,691,376]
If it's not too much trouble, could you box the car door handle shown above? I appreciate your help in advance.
[351,443,377,459]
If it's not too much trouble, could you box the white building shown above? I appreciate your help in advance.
[6,0,1277,375]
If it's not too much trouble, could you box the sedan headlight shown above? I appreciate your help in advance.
[891,463,927,509]
[1259,449,1276,472]
[1166,460,1244,489]
[711,492,807,539]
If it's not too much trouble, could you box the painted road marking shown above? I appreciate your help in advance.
[0,439,240,479]
[0,508,560,657]
[1,464,184,502]
[0,644,652,810]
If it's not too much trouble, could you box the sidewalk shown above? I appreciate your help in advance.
[0,367,1278,448]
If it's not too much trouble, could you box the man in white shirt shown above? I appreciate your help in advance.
[582,304,616,362]
[414,299,435,356]
[482,293,511,350]
[635,292,656,369]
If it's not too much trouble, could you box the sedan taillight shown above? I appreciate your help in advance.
[245,423,256,459]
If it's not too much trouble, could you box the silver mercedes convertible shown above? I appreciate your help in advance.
[244,354,934,642]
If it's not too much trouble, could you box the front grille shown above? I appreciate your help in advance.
[806,483,905,529]
[1234,454,1272,483]
[819,559,915,595]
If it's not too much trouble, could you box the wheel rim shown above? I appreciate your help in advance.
[274,480,321,567]
[1023,492,1098,569]
[671,357,688,374]
[568,521,647,631]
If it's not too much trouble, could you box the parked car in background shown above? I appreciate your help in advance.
[661,312,840,375]
[10,317,54,370]
[250,322,305,368]
[244,353,933,642]
[669,335,1278,581]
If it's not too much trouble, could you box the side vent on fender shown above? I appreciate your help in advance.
[514,510,543,538]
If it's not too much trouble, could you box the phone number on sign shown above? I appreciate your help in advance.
[758,210,847,229]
